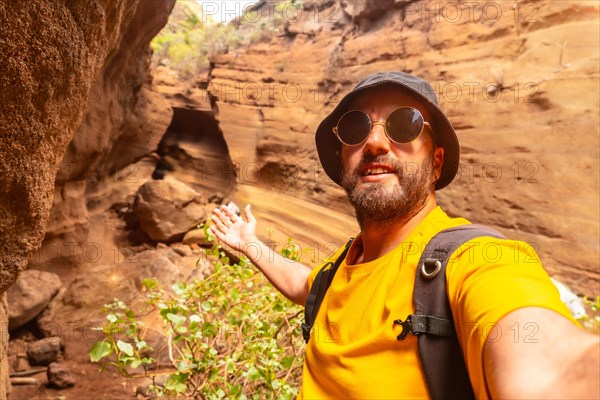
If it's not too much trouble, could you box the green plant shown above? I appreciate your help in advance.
[579,295,600,334]
[150,0,304,79]
[90,242,304,398]
[280,238,301,262]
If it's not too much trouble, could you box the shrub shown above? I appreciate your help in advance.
[150,0,303,78]
[579,296,600,334]
[90,242,304,399]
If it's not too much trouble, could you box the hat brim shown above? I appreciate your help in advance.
[315,81,459,190]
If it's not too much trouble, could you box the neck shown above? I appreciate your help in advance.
[357,193,438,264]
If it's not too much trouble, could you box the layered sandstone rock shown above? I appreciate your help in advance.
[0,1,598,397]
[133,178,206,243]
[28,0,175,270]
[0,1,175,398]
[208,0,599,295]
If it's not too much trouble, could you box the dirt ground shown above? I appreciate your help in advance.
[8,323,142,399]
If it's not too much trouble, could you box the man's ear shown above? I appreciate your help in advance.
[433,146,444,182]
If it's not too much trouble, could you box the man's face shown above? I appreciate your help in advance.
[340,86,444,226]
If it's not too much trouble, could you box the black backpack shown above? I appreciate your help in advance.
[302,224,505,400]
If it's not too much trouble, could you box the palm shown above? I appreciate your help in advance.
[223,218,256,250]
[210,204,258,252]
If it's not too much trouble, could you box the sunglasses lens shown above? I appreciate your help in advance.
[337,111,371,145]
[386,108,424,143]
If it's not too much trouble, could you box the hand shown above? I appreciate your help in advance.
[209,204,258,252]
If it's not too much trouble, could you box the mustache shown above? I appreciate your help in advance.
[351,154,404,175]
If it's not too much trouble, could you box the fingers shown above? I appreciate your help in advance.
[208,203,253,239]
[208,224,224,241]
[209,212,229,233]
[219,205,240,223]
[208,204,243,237]
[244,204,256,223]
[211,209,232,230]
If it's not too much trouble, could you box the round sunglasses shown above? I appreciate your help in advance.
[332,107,431,146]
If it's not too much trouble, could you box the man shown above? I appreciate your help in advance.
[209,72,599,399]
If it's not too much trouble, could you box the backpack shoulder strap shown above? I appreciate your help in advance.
[394,224,505,400]
[302,238,354,343]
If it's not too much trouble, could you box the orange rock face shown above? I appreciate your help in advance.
[31,1,175,272]
[0,1,597,398]
[0,1,174,398]
[208,0,599,295]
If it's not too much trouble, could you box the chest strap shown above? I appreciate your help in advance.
[398,224,506,400]
[301,238,353,343]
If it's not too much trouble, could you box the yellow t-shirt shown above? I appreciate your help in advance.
[299,206,576,399]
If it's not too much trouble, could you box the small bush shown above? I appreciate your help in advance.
[151,0,303,78]
[579,296,600,334]
[90,244,304,399]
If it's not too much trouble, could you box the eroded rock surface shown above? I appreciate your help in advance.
[134,178,207,243]
[208,0,599,295]
[28,0,175,272]
[7,270,62,331]
[26,337,63,367]
[47,362,76,389]
[1,1,598,398]
[0,1,175,398]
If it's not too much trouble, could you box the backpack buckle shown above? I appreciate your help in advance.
[393,315,415,341]
[301,323,311,343]
[421,258,443,279]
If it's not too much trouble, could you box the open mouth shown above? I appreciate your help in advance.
[361,164,397,176]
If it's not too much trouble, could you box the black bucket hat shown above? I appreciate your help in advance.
[315,71,460,190]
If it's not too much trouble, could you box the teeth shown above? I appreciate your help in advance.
[365,167,391,175]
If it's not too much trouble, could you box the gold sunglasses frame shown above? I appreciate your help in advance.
[332,107,431,146]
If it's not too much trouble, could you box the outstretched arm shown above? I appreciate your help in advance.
[484,307,600,399]
[209,204,312,305]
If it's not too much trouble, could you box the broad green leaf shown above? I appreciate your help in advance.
[89,341,112,362]
[246,365,260,381]
[228,383,242,395]
[169,372,189,384]
[189,314,201,322]
[159,308,170,318]
[171,282,186,296]
[116,340,134,357]
[176,326,188,334]
[136,340,149,350]
[177,361,198,371]
[208,367,219,381]
[281,356,294,369]
[226,358,236,373]
[106,313,118,323]
[165,381,187,393]
[167,313,186,326]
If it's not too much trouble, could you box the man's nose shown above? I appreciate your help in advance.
[363,121,390,155]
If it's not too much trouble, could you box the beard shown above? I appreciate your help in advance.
[341,154,435,228]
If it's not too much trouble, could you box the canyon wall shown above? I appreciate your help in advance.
[208,0,599,295]
[0,0,598,396]
[28,1,175,272]
[0,0,174,397]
